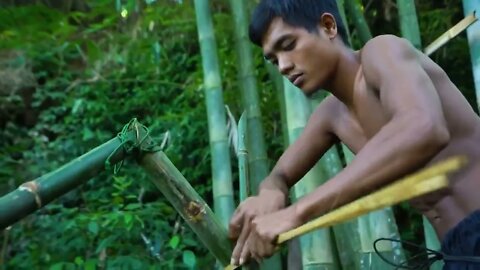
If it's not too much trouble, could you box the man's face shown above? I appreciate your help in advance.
[262,17,338,96]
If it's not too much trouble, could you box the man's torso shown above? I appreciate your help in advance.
[327,46,480,239]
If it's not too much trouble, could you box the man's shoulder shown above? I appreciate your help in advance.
[361,34,410,51]
[313,95,346,124]
[359,35,419,83]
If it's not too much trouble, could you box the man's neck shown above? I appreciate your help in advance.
[325,47,361,107]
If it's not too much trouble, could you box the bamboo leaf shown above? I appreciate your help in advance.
[88,221,99,235]
[169,235,180,249]
[182,250,196,268]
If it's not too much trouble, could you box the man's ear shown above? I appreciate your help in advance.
[318,13,338,40]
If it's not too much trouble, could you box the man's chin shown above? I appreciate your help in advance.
[302,87,320,98]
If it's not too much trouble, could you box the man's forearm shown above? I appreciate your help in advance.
[293,116,449,223]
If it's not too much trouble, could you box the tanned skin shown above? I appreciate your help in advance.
[228,14,480,266]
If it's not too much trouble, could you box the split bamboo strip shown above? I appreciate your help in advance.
[279,156,465,242]
[424,13,478,56]
[0,137,127,230]
[194,0,235,229]
[279,175,449,243]
[140,151,232,266]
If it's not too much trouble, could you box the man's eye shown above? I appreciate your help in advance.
[283,40,296,51]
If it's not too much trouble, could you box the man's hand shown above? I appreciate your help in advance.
[247,206,301,262]
[228,189,286,266]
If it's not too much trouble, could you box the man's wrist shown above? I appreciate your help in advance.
[258,187,288,204]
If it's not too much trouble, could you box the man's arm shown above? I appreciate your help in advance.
[293,35,450,223]
[258,96,339,199]
[228,97,338,265]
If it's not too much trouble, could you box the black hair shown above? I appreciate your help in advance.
[249,0,349,47]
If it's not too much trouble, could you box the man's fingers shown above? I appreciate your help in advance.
[231,218,250,265]
[228,209,244,240]
[239,235,253,266]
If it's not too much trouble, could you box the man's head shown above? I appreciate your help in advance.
[249,0,349,95]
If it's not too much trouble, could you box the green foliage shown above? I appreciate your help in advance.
[0,0,217,268]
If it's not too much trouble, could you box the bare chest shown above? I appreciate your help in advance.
[350,70,390,138]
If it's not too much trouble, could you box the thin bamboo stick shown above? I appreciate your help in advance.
[424,12,478,56]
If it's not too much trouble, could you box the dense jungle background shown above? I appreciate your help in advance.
[0,0,476,269]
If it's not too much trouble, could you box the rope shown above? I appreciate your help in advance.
[373,238,480,269]
[105,118,161,174]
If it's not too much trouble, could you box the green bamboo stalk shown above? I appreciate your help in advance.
[0,137,127,230]
[463,0,480,109]
[194,0,235,229]
[397,3,442,268]
[237,112,250,202]
[228,0,270,195]
[397,0,422,49]
[345,0,372,45]
[140,150,232,266]
[284,79,340,270]
[335,0,353,46]
[423,216,444,269]
[266,61,289,148]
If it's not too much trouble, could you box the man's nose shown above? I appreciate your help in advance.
[278,57,294,75]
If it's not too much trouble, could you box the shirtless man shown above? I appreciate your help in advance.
[228,0,480,269]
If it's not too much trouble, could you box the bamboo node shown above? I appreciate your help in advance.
[185,201,206,222]
[18,181,42,208]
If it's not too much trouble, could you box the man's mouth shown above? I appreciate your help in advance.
[289,73,304,87]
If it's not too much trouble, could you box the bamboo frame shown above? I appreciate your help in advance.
[0,137,127,230]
